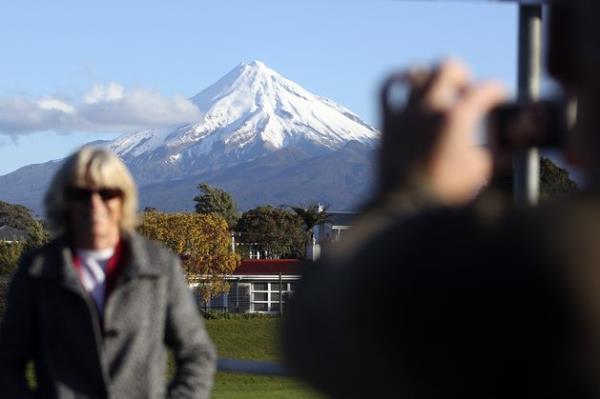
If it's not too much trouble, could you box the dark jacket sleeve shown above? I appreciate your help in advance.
[0,255,37,399]
[165,257,217,399]
[282,261,359,398]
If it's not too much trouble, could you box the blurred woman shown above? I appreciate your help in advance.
[0,147,216,399]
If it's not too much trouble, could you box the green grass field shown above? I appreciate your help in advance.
[24,316,321,398]
[205,318,323,399]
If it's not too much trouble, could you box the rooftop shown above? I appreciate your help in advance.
[326,211,358,227]
[0,225,28,242]
[235,259,303,275]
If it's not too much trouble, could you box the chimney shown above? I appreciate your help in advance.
[305,235,321,261]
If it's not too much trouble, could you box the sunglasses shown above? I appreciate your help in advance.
[65,187,123,202]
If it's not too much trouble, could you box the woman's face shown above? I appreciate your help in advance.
[66,185,123,249]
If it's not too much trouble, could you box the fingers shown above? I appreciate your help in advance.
[376,59,508,203]
[454,81,508,127]
[384,59,502,116]
[459,81,507,116]
[423,59,472,110]
[381,59,473,113]
[380,68,431,112]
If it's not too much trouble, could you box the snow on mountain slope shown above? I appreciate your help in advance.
[109,61,378,169]
[0,61,380,212]
[109,127,172,158]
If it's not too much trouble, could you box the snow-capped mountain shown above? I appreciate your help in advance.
[0,61,379,213]
[108,61,378,185]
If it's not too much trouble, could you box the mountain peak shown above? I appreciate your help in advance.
[189,60,280,111]
[239,60,268,69]
[228,60,279,86]
[0,61,378,213]
[111,61,378,175]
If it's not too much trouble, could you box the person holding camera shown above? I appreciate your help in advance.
[283,0,600,397]
[0,147,217,399]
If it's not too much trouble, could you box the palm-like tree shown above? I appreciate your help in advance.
[288,203,331,240]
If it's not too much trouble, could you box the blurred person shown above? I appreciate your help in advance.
[323,62,505,264]
[0,147,216,398]
[283,0,600,397]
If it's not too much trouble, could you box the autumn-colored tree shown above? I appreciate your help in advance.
[138,211,240,304]
[0,241,25,276]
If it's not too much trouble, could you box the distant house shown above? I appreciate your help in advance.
[191,259,303,314]
[189,212,358,313]
[0,225,27,243]
[312,211,357,244]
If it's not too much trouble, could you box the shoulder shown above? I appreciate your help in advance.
[20,237,62,261]
[532,194,600,264]
[125,232,182,274]
[16,237,69,278]
[132,233,175,256]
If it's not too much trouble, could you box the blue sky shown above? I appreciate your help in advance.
[0,0,519,175]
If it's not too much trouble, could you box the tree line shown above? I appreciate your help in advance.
[0,186,329,306]
[194,183,329,259]
[0,157,579,305]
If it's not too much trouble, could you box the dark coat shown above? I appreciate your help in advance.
[283,195,600,398]
[0,232,216,399]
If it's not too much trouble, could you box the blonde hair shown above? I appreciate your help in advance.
[44,147,138,234]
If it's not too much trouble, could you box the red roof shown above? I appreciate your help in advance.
[234,259,303,275]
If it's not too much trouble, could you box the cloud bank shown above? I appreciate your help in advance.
[0,83,202,135]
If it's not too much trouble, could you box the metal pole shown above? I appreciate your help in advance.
[513,4,542,205]
[236,277,240,313]
[278,272,283,316]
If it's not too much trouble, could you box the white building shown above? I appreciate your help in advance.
[193,259,302,314]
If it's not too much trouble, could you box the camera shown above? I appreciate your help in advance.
[487,99,570,150]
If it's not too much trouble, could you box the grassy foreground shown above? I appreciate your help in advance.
[199,318,323,399]
[23,316,321,398]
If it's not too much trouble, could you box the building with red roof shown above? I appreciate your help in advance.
[234,259,303,276]
[192,259,304,314]
[191,211,357,313]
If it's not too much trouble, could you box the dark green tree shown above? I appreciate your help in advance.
[539,157,578,199]
[487,156,578,200]
[0,201,49,276]
[0,201,41,233]
[236,205,305,259]
[194,183,239,229]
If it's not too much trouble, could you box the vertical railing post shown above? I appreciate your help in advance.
[279,272,283,316]
[513,4,543,206]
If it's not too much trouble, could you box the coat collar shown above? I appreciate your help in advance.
[28,232,163,290]
[121,232,163,279]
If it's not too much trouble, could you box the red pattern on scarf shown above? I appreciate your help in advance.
[72,240,126,305]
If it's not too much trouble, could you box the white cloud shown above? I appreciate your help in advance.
[84,82,125,104]
[0,97,77,133]
[0,83,202,135]
[38,98,75,114]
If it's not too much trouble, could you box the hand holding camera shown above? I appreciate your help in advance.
[488,99,570,151]
[378,59,506,205]
[379,60,574,205]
